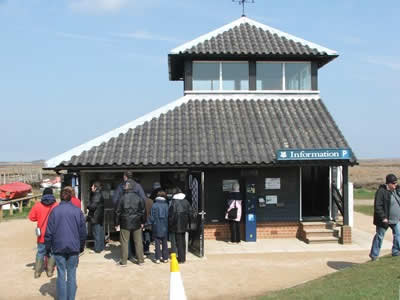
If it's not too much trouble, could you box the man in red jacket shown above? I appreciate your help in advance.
[28,188,58,278]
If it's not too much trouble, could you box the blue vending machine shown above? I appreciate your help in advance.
[245,182,257,242]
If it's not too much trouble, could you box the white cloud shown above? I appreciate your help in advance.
[366,56,400,71]
[69,0,129,13]
[55,32,112,43]
[113,30,181,43]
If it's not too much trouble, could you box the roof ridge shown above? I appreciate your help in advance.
[170,16,337,55]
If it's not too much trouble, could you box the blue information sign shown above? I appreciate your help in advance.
[276,148,352,161]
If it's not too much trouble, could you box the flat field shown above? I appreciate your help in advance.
[349,159,400,189]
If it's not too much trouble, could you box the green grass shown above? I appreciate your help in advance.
[354,188,375,200]
[354,205,374,216]
[259,255,400,300]
[2,202,34,220]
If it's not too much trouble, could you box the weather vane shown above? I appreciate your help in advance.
[232,0,255,17]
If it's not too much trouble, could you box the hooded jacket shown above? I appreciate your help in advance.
[373,184,394,228]
[168,193,193,233]
[115,180,145,231]
[28,194,58,243]
[148,197,169,238]
[45,201,87,255]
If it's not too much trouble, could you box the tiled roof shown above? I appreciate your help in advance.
[58,96,353,168]
[170,17,337,57]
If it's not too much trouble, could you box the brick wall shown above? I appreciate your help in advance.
[204,222,300,240]
[340,225,352,244]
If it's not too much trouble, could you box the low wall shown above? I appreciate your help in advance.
[204,222,300,240]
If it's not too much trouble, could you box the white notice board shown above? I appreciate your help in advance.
[265,195,278,205]
[265,178,281,189]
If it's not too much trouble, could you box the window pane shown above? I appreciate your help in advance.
[222,62,249,90]
[193,62,220,90]
[285,63,311,90]
[256,63,283,90]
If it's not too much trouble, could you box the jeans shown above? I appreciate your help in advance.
[154,236,168,261]
[92,223,105,252]
[54,254,79,300]
[370,223,400,258]
[36,243,47,260]
[143,230,151,253]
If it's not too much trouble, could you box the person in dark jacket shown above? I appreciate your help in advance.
[88,181,105,253]
[168,192,192,263]
[112,171,146,206]
[225,183,243,243]
[147,191,169,263]
[115,179,146,266]
[28,187,58,278]
[45,187,87,300]
[369,174,400,261]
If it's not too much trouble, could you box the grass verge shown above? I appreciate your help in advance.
[259,255,400,300]
[354,188,375,200]
[2,202,33,220]
[354,205,374,216]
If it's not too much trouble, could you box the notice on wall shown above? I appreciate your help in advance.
[265,178,281,189]
[265,195,278,205]
[222,179,239,192]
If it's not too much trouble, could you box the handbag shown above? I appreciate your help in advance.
[35,205,53,237]
[227,201,238,220]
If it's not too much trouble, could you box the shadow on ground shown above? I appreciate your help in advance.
[327,261,358,270]
[40,277,56,299]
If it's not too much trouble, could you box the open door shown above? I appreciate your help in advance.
[187,171,205,257]
[301,166,329,220]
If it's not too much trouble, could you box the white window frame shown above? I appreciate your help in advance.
[256,61,311,91]
[192,60,249,91]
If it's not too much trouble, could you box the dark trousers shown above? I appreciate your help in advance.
[154,236,168,261]
[230,221,240,243]
[175,232,186,263]
[92,223,105,252]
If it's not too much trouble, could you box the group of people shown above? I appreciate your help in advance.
[28,171,193,300]
[112,172,193,266]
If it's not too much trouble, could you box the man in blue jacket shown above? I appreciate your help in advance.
[45,187,87,300]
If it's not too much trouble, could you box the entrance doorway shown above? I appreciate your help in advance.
[301,166,329,220]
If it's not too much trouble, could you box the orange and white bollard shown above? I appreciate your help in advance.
[169,253,187,300]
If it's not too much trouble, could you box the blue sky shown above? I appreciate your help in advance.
[1,0,399,162]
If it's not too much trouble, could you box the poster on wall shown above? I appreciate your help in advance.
[222,179,239,192]
[265,195,278,205]
[265,178,281,189]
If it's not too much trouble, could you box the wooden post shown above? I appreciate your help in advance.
[9,203,13,216]
[19,200,23,213]
[0,206,2,222]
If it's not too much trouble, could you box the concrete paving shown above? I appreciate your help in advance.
[0,211,394,300]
